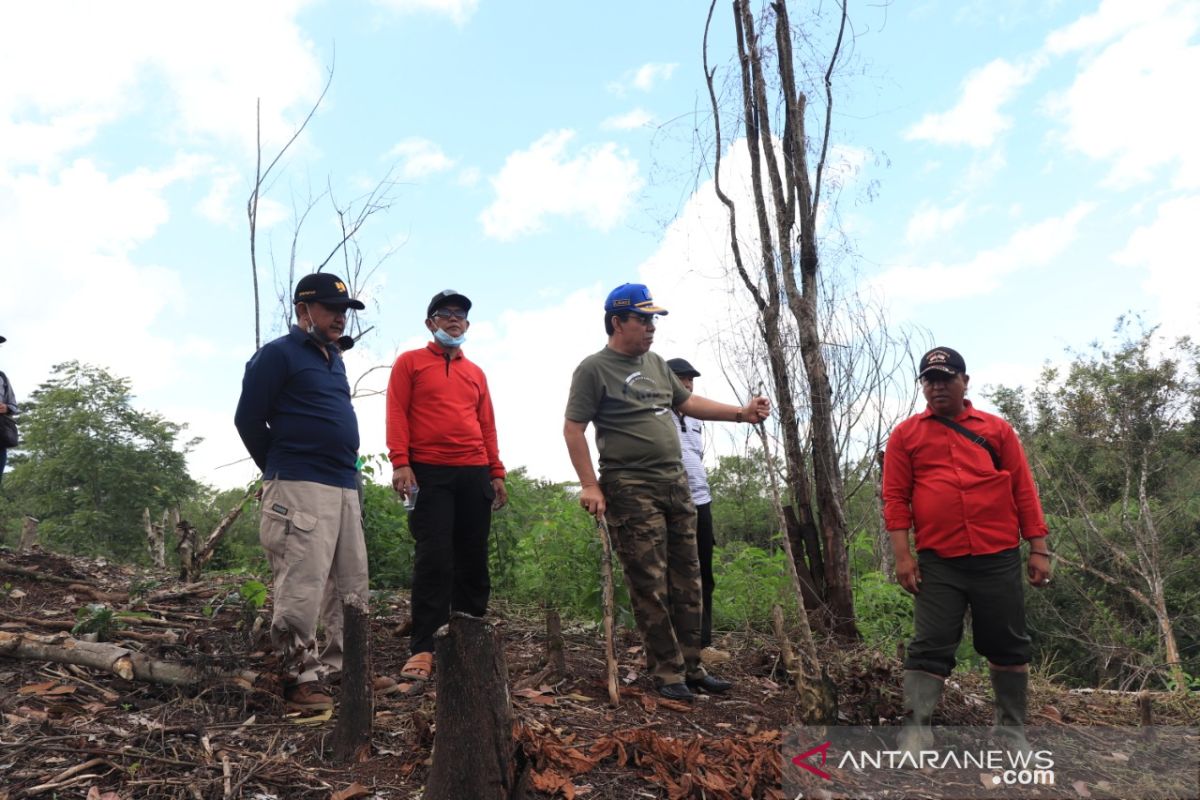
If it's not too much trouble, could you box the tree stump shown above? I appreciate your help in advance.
[18,516,39,552]
[426,613,525,800]
[144,508,166,569]
[332,595,373,763]
[176,519,197,581]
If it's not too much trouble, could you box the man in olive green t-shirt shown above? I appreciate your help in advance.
[563,283,771,702]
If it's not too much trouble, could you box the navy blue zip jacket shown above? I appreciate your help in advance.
[234,326,359,489]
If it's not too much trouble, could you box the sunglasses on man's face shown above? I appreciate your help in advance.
[431,308,468,321]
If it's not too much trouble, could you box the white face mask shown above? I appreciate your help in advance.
[301,303,336,345]
[433,328,466,347]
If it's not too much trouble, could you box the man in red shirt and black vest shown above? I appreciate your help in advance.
[883,346,1052,754]
[386,290,507,682]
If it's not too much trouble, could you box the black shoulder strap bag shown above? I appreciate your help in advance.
[0,371,16,449]
[929,414,1001,470]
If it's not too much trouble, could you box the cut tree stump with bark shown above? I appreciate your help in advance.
[331,595,373,764]
[19,516,39,552]
[426,613,526,800]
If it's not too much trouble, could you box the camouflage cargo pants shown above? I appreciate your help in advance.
[603,474,707,686]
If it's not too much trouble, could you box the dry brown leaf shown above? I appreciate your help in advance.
[46,684,77,695]
[1040,704,1063,722]
[1072,780,1092,797]
[330,782,370,800]
[7,589,25,600]
[563,692,594,702]
[979,772,1000,789]
[290,708,333,725]
[86,788,100,800]
[18,681,57,695]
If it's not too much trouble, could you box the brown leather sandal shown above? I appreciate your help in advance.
[400,651,433,681]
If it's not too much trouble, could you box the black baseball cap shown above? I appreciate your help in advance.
[667,358,701,378]
[918,346,966,379]
[0,335,6,344]
[427,289,472,318]
[293,273,365,310]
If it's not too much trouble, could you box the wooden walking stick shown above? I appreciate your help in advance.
[596,517,621,707]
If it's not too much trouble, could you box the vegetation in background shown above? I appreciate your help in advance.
[2,361,196,559]
[2,330,1195,691]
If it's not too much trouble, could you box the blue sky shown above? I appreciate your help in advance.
[1,0,1196,489]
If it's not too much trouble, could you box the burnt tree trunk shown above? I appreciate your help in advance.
[427,613,525,800]
[332,595,373,763]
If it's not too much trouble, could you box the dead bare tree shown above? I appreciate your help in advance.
[703,0,879,639]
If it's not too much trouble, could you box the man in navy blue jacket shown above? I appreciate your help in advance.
[235,273,376,712]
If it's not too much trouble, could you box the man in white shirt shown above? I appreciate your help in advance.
[668,358,730,665]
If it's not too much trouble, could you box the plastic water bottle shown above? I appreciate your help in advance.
[404,487,419,512]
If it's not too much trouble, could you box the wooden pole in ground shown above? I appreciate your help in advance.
[332,594,373,763]
[596,518,620,707]
[426,613,525,800]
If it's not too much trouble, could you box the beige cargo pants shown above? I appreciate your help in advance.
[259,479,369,684]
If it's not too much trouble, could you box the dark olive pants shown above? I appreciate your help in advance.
[904,547,1031,677]
[408,463,495,656]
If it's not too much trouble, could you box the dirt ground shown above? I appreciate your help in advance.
[1,549,1196,799]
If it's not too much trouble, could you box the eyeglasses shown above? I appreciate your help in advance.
[432,309,468,321]
[622,313,658,326]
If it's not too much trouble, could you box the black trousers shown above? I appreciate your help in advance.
[408,463,495,655]
[904,547,1031,676]
[696,502,715,648]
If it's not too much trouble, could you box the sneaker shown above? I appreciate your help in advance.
[701,646,732,665]
[285,681,334,712]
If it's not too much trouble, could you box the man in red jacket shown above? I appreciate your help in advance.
[883,346,1052,755]
[386,290,507,681]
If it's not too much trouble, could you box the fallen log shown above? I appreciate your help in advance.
[0,611,180,645]
[0,630,257,687]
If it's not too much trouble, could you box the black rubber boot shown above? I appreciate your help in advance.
[897,670,944,757]
[991,669,1032,755]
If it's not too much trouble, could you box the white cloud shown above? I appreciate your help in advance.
[1113,194,1200,342]
[607,62,679,95]
[1044,0,1200,188]
[456,166,482,187]
[870,203,1094,305]
[905,57,1043,148]
[388,137,457,180]
[479,130,643,240]
[905,202,968,245]
[602,108,655,131]
[371,0,478,25]
[633,62,678,91]
[0,158,208,397]
[0,2,323,165]
[196,166,242,226]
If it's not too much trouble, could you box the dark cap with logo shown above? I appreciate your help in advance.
[667,358,701,378]
[293,273,365,310]
[605,283,669,316]
[918,346,967,379]
[427,289,472,319]
[0,335,6,344]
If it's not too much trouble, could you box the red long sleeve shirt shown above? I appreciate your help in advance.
[882,401,1047,557]
[386,343,505,478]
